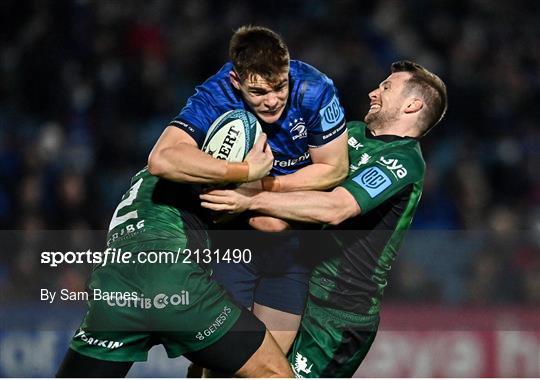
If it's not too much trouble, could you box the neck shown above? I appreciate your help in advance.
[368,120,418,138]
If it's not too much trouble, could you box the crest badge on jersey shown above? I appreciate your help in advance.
[353,166,392,198]
[319,94,344,131]
[289,118,307,140]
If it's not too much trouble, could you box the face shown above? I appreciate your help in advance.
[231,70,289,124]
[364,71,411,129]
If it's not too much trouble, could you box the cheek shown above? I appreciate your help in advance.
[250,96,265,108]
[383,94,398,107]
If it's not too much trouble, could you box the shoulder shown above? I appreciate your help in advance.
[341,140,425,213]
[290,60,336,94]
[346,121,366,140]
[289,60,342,123]
[378,141,425,182]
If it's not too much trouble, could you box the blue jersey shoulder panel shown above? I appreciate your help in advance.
[289,61,346,147]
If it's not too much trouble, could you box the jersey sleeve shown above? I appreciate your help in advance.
[340,152,425,214]
[170,85,221,147]
[304,79,347,147]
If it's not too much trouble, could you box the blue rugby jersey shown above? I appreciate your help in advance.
[170,60,346,175]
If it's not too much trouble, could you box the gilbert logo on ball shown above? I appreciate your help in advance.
[202,110,262,162]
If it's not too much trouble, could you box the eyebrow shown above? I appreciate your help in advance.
[247,79,288,91]
[380,80,391,88]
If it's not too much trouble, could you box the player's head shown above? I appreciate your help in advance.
[228,25,290,124]
[365,60,447,137]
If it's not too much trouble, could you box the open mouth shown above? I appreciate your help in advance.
[368,103,381,112]
[261,106,282,116]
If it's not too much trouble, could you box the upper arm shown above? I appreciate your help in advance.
[149,126,198,156]
[305,79,347,148]
[147,126,198,173]
[309,129,349,173]
[340,153,424,215]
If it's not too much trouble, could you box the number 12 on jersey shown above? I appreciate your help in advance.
[109,178,143,231]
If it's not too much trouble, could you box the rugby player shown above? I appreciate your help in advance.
[148,25,348,353]
[201,60,448,377]
[56,136,294,377]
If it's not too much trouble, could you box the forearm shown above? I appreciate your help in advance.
[276,163,347,192]
[148,143,231,184]
[250,190,340,224]
[275,132,349,192]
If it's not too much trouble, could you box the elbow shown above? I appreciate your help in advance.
[335,159,349,182]
[326,163,349,188]
[147,150,165,177]
[335,165,348,183]
[326,211,349,226]
[319,204,349,226]
[323,191,359,226]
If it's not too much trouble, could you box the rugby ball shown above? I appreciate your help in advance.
[202,110,262,162]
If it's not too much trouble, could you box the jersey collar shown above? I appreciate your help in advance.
[365,127,417,142]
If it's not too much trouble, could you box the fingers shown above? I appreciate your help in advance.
[201,189,230,197]
[263,142,274,159]
[253,133,267,152]
[199,193,231,203]
[201,202,233,211]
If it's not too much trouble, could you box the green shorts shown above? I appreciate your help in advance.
[288,298,379,378]
[69,241,242,362]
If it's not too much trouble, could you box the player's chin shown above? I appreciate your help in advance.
[364,112,376,124]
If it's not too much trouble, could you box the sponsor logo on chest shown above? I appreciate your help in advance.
[377,156,408,179]
[348,136,364,150]
[274,151,310,168]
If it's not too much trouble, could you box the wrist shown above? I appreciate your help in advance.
[249,191,264,212]
[261,176,281,192]
[224,162,249,182]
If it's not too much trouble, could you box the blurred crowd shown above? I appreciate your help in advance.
[0,0,538,306]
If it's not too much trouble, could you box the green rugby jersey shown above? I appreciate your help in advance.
[309,121,425,315]
[106,168,209,252]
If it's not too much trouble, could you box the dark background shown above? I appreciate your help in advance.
[0,0,539,307]
[0,0,539,377]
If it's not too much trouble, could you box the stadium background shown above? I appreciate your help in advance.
[0,0,538,377]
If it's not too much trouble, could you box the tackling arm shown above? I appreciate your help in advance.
[200,186,360,226]
[251,187,359,225]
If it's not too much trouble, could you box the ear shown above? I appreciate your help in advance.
[404,98,423,114]
[229,70,241,90]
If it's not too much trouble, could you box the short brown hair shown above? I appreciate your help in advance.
[229,25,290,83]
[391,60,448,136]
